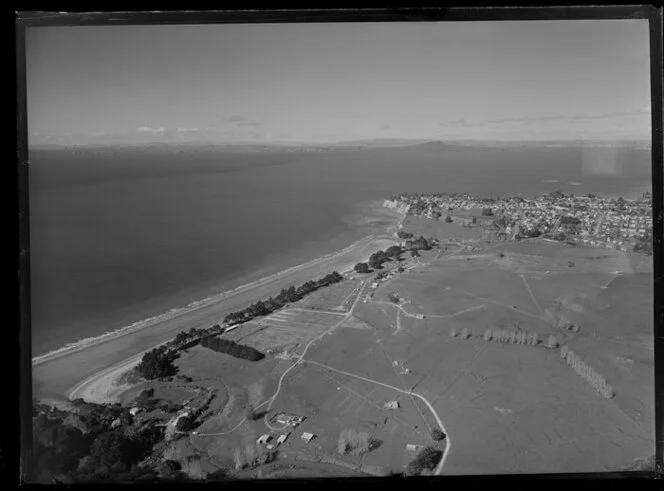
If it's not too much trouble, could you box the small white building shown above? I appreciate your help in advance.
[129,407,142,417]
[277,433,290,445]
[301,432,315,443]
[257,434,272,445]
[384,400,399,410]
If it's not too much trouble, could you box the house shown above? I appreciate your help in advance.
[266,444,274,450]
[277,433,290,445]
[129,407,142,417]
[111,418,121,429]
[257,434,272,445]
[384,400,399,410]
[301,432,315,443]
[273,412,306,427]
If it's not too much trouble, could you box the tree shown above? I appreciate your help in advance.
[461,327,470,339]
[354,262,370,274]
[135,347,178,380]
[445,215,453,223]
[431,428,446,441]
[546,335,558,349]
[406,446,443,476]
[449,328,457,338]
[481,207,494,216]
[483,329,492,341]
[386,245,403,258]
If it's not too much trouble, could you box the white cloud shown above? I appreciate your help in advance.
[137,126,166,133]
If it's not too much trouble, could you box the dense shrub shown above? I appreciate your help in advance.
[200,336,265,361]
[135,347,178,380]
[354,262,370,274]
[431,428,446,441]
[397,230,414,239]
[406,446,443,475]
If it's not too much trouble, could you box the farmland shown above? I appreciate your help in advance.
[117,235,653,477]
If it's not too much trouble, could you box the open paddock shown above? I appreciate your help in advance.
[266,362,432,473]
[296,278,362,311]
[403,215,487,241]
[225,308,345,353]
[422,341,655,474]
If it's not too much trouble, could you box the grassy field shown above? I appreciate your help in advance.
[146,237,653,476]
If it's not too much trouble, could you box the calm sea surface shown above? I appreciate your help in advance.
[27,143,651,356]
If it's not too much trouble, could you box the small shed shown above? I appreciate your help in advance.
[257,434,272,445]
[301,432,315,443]
[277,433,290,445]
[384,400,399,410]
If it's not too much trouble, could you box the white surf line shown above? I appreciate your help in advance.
[305,360,450,475]
[34,235,382,367]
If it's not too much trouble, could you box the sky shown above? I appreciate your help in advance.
[25,20,652,145]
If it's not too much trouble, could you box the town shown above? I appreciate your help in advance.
[384,190,653,254]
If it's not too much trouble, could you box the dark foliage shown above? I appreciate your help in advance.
[481,207,494,216]
[354,262,370,274]
[135,346,179,380]
[223,272,343,325]
[406,446,443,475]
[200,336,265,361]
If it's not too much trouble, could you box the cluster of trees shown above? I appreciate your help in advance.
[482,328,540,346]
[634,231,653,255]
[135,346,179,380]
[337,429,375,456]
[354,262,370,274]
[397,230,414,239]
[175,414,199,432]
[368,246,402,269]
[560,346,614,399]
[200,336,265,361]
[404,236,433,251]
[28,400,170,483]
[233,443,277,471]
[405,446,443,476]
[387,292,401,304]
[223,271,343,325]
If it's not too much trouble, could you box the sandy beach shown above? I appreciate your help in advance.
[33,221,401,404]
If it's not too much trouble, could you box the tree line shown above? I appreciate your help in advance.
[200,335,265,362]
[223,271,343,325]
[560,346,614,399]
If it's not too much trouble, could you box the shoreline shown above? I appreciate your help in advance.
[33,203,405,404]
[33,235,374,366]
[33,199,404,368]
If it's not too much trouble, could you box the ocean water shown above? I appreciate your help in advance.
[27,143,651,356]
